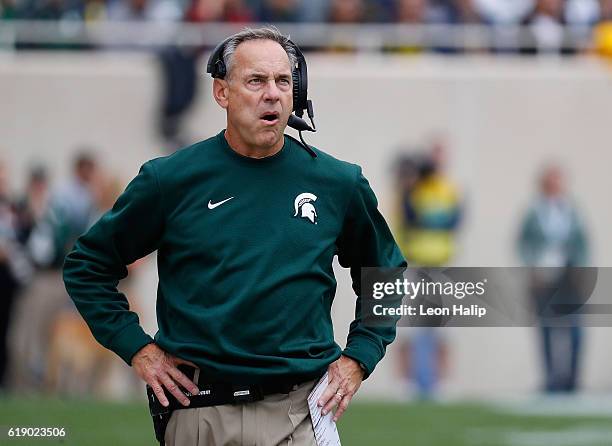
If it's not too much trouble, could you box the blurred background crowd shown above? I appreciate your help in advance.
[0,0,610,28]
[1,0,612,56]
[0,153,147,395]
[391,140,589,399]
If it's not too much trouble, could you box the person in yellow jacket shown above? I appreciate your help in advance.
[393,140,462,398]
[394,142,462,267]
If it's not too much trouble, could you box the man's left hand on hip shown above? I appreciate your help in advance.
[318,355,365,422]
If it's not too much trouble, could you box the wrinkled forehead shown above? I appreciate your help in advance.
[232,39,293,77]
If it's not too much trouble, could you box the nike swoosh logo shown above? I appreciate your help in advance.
[208,197,234,209]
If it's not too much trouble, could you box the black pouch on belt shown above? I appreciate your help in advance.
[146,384,172,446]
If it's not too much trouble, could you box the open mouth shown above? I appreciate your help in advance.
[260,112,280,125]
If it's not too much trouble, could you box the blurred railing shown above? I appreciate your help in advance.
[0,21,597,53]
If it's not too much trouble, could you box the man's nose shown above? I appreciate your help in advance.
[262,79,281,102]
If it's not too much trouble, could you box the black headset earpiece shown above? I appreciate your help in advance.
[213,59,226,79]
[289,40,308,117]
[206,38,230,79]
[206,36,317,157]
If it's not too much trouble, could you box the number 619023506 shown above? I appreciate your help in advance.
[8,427,66,437]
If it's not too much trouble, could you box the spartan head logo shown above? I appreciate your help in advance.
[293,192,318,224]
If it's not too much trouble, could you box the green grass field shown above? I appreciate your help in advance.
[0,397,611,445]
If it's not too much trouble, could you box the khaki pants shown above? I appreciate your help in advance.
[164,379,318,446]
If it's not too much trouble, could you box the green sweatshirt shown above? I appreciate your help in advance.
[63,130,406,384]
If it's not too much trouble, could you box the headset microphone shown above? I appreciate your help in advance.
[287,115,312,132]
[207,35,317,158]
[287,100,316,156]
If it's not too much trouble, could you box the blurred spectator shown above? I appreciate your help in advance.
[396,139,462,266]
[296,0,328,22]
[396,0,429,23]
[44,168,123,396]
[257,0,300,22]
[14,166,49,246]
[158,45,200,151]
[522,0,573,54]
[518,164,588,272]
[20,0,82,20]
[82,0,107,21]
[564,0,600,54]
[11,0,88,49]
[328,0,366,22]
[100,0,182,50]
[395,155,420,197]
[28,152,97,268]
[0,0,17,19]
[106,0,182,22]
[184,0,224,21]
[326,0,368,51]
[88,167,124,219]
[385,0,430,53]
[186,0,252,22]
[393,138,462,399]
[565,0,600,26]
[12,152,98,389]
[601,0,612,20]
[224,0,253,21]
[473,0,534,51]
[0,161,33,391]
[159,0,220,152]
[473,0,534,24]
[448,0,482,23]
[518,164,589,393]
[421,0,485,23]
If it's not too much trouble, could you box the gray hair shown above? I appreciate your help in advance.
[222,26,297,78]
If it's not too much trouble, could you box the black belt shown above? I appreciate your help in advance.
[146,365,321,445]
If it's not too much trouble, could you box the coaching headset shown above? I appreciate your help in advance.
[206,36,317,157]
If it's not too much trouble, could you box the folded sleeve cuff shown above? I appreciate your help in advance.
[342,335,384,380]
[109,323,154,366]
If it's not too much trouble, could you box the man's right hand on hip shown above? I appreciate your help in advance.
[131,343,200,407]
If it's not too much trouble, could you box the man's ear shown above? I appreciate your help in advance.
[213,78,229,109]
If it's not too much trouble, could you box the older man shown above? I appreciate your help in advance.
[63,27,406,445]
